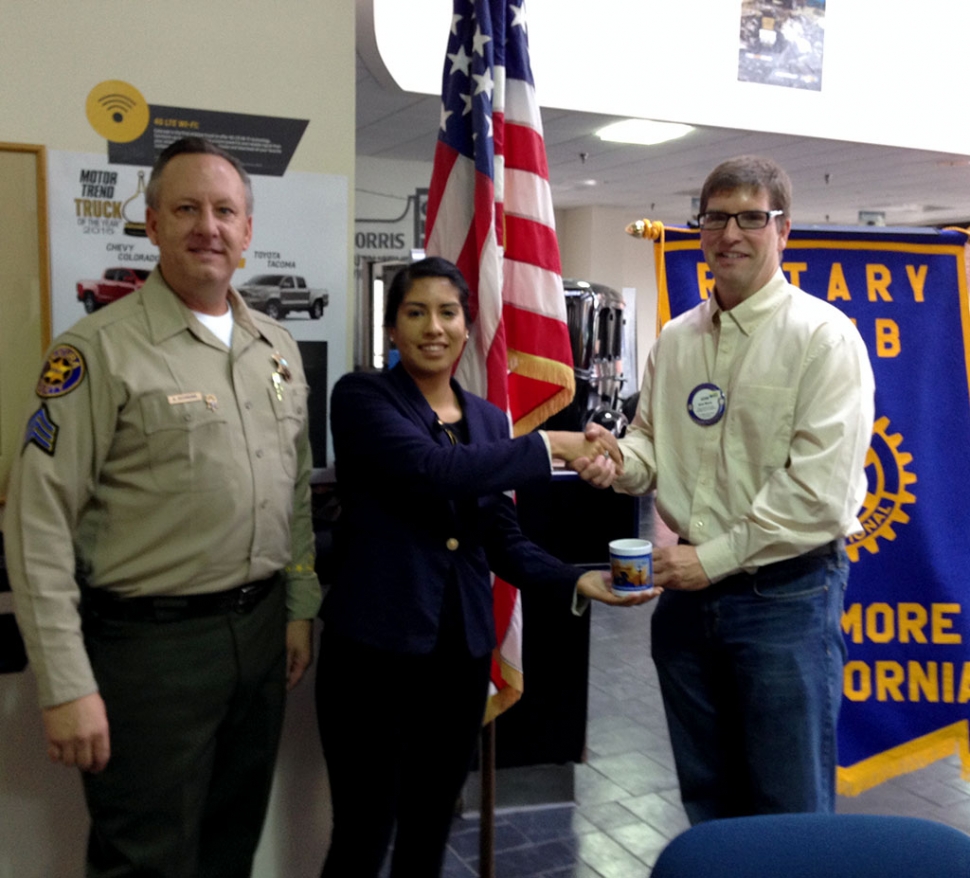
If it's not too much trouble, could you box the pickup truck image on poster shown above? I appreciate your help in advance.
[236,274,329,320]
[49,151,348,468]
[77,267,151,312]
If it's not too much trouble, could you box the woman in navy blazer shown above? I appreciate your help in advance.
[316,257,657,878]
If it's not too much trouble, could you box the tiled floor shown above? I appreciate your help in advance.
[427,508,970,877]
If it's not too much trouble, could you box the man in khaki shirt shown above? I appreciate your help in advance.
[5,137,321,877]
[580,156,874,824]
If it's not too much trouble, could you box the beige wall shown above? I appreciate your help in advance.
[0,0,355,172]
[0,0,358,369]
[0,3,355,875]
[0,147,48,500]
[556,205,659,385]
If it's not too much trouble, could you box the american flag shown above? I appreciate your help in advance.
[425,0,575,719]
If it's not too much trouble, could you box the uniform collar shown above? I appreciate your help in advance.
[226,286,264,341]
[141,268,267,347]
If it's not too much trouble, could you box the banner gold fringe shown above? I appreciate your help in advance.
[507,350,575,437]
[484,653,524,724]
[836,720,970,797]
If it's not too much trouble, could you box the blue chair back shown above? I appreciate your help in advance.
[651,813,970,878]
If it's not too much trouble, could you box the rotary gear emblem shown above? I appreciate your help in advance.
[845,416,917,562]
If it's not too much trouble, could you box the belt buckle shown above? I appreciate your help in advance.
[233,583,261,613]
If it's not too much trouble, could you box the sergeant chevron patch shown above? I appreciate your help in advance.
[24,404,59,455]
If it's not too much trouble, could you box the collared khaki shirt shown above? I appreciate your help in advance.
[5,269,321,707]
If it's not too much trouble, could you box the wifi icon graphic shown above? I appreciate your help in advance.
[86,80,150,143]
[99,93,137,125]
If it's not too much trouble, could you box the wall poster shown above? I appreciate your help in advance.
[47,150,347,470]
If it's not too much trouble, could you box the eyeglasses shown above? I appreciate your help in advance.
[697,210,785,231]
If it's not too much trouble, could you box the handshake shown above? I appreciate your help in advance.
[545,423,621,489]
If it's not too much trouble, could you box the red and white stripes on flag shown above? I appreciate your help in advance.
[425,0,575,720]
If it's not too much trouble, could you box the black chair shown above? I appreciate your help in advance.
[651,813,970,878]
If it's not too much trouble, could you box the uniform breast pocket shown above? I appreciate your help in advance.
[140,394,231,492]
[268,380,309,480]
[724,385,795,468]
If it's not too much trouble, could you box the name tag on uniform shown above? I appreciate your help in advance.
[167,392,204,405]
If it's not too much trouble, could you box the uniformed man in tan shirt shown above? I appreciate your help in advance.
[5,137,321,877]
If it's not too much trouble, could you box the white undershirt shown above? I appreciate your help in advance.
[193,308,235,347]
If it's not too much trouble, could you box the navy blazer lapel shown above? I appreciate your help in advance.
[386,366,463,522]
[454,381,492,443]
[387,364,445,442]
[388,364,491,448]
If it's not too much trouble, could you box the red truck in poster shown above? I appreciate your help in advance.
[77,267,151,312]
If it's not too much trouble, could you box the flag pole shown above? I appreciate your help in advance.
[427,4,574,869]
[479,720,496,878]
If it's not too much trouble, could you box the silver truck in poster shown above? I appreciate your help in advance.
[236,274,329,320]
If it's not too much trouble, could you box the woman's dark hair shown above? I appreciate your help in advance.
[383,256,472,328]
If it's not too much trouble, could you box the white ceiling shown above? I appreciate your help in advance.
[355,54,970,229]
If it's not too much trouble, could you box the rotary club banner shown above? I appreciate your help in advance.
[650,224,970,794]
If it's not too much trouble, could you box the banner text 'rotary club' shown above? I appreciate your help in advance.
[695,260,930,359]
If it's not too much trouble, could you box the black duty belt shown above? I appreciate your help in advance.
[82,573,280,623]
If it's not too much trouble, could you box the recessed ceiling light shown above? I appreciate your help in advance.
[595,119,693,146]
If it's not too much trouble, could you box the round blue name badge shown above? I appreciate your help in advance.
[687,383,726,426]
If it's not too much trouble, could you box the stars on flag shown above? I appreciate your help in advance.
[437,0,497,152]
[447,44,472,76]
[472,23,492,56]
[472,67,494,100]
[439,104,454,132]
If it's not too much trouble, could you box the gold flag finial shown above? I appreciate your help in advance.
[625,218,664,240]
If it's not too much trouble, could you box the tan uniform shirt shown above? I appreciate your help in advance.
[615,270,875,583]
[5,269,321,707]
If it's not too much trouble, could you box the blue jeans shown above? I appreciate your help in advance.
[651,544,848,825]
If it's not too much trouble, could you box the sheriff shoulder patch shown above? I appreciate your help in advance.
[36,345,86,398]
[23,404,59,455]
